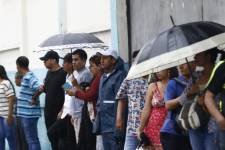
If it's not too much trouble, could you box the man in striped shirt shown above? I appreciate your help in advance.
[16,56,41,150]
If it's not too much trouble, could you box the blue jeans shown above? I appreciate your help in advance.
[102,132,117,150]
[102,129,125,150]
[0,117,16,150]
[124,133,139,150]
[215,124,225,150]
[20,117,41,150]
[189,128,218,150]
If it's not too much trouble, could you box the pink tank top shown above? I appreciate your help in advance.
[151,83,164,107]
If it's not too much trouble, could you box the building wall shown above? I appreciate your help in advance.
[0,0,111,149]
[0,0,111,71]
[0,0,20,52]
[117,0,225,58]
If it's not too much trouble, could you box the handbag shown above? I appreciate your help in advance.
[136,132,151,150]
[177,95,210,130]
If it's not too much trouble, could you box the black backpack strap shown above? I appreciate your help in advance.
[173,77,188,87]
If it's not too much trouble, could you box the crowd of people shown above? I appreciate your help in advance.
[0,47,225,150]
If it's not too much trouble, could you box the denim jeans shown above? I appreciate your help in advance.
[20,117,41,150]
[102,132,117,150]
[189,128,218,150]
[0,116,16,150]
[123,133,139,150]
[15,117,28,150]
[215,124,225,150]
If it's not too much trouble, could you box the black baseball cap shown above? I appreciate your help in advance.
[40,50,59,61]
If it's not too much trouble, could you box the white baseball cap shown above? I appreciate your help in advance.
[97,48,118,59]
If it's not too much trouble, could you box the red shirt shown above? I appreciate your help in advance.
[75,73,102,115]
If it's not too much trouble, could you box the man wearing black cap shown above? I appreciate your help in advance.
[40,50,67,150]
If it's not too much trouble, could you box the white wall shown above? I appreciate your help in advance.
[0,0,20,51]
[66,0,111,33]
[66,0,111,45]
[0,0,111,71]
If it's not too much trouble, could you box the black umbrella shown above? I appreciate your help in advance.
[127,21,225,79]
[37,33,107,51]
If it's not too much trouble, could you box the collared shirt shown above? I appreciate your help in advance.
[116,78,148,135]
[73,67,93,118]
[17,71,41,118]
[0,80,14,118]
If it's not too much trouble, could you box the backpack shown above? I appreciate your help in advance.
[172,77,209,131]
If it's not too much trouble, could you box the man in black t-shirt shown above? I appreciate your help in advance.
[40,51,67,150]
[205,60,225,150]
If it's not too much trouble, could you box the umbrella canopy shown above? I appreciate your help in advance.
[37,33,107,51]
[127,21,225,79]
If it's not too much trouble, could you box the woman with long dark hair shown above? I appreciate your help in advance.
[0,65,16,150]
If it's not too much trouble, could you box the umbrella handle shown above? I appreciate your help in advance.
[185,58,196,84]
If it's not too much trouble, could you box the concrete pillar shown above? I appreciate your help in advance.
[19,0,28,56]
[111,0,129,63]
[58,0,67,34]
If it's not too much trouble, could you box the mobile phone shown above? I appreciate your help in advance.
[62,82,72,90]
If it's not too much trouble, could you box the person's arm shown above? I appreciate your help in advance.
[31,90,43,105]
[205,90,225,130]
[7,95,15,125]
[115,79,128,129]
[72,78,82,91]
[75,75,100,101]
[4,81,15,125]
[204,62,225,130]
[116,99,126,129]
[29,75,41,105]
[138,83,154,134]
[165,97,181,110]
[165,80,181,110]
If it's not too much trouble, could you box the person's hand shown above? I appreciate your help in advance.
[39,85,45,92]
[216,116,225,130]
[30,99,37,106]
[178,92,188,106]
[137,127,143,140]
[187,84,200,97]
[115,118,124,130]
[66,89,75,96]
[7,115,14,126]
[57,111,62,119]
[72,78,78,87]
